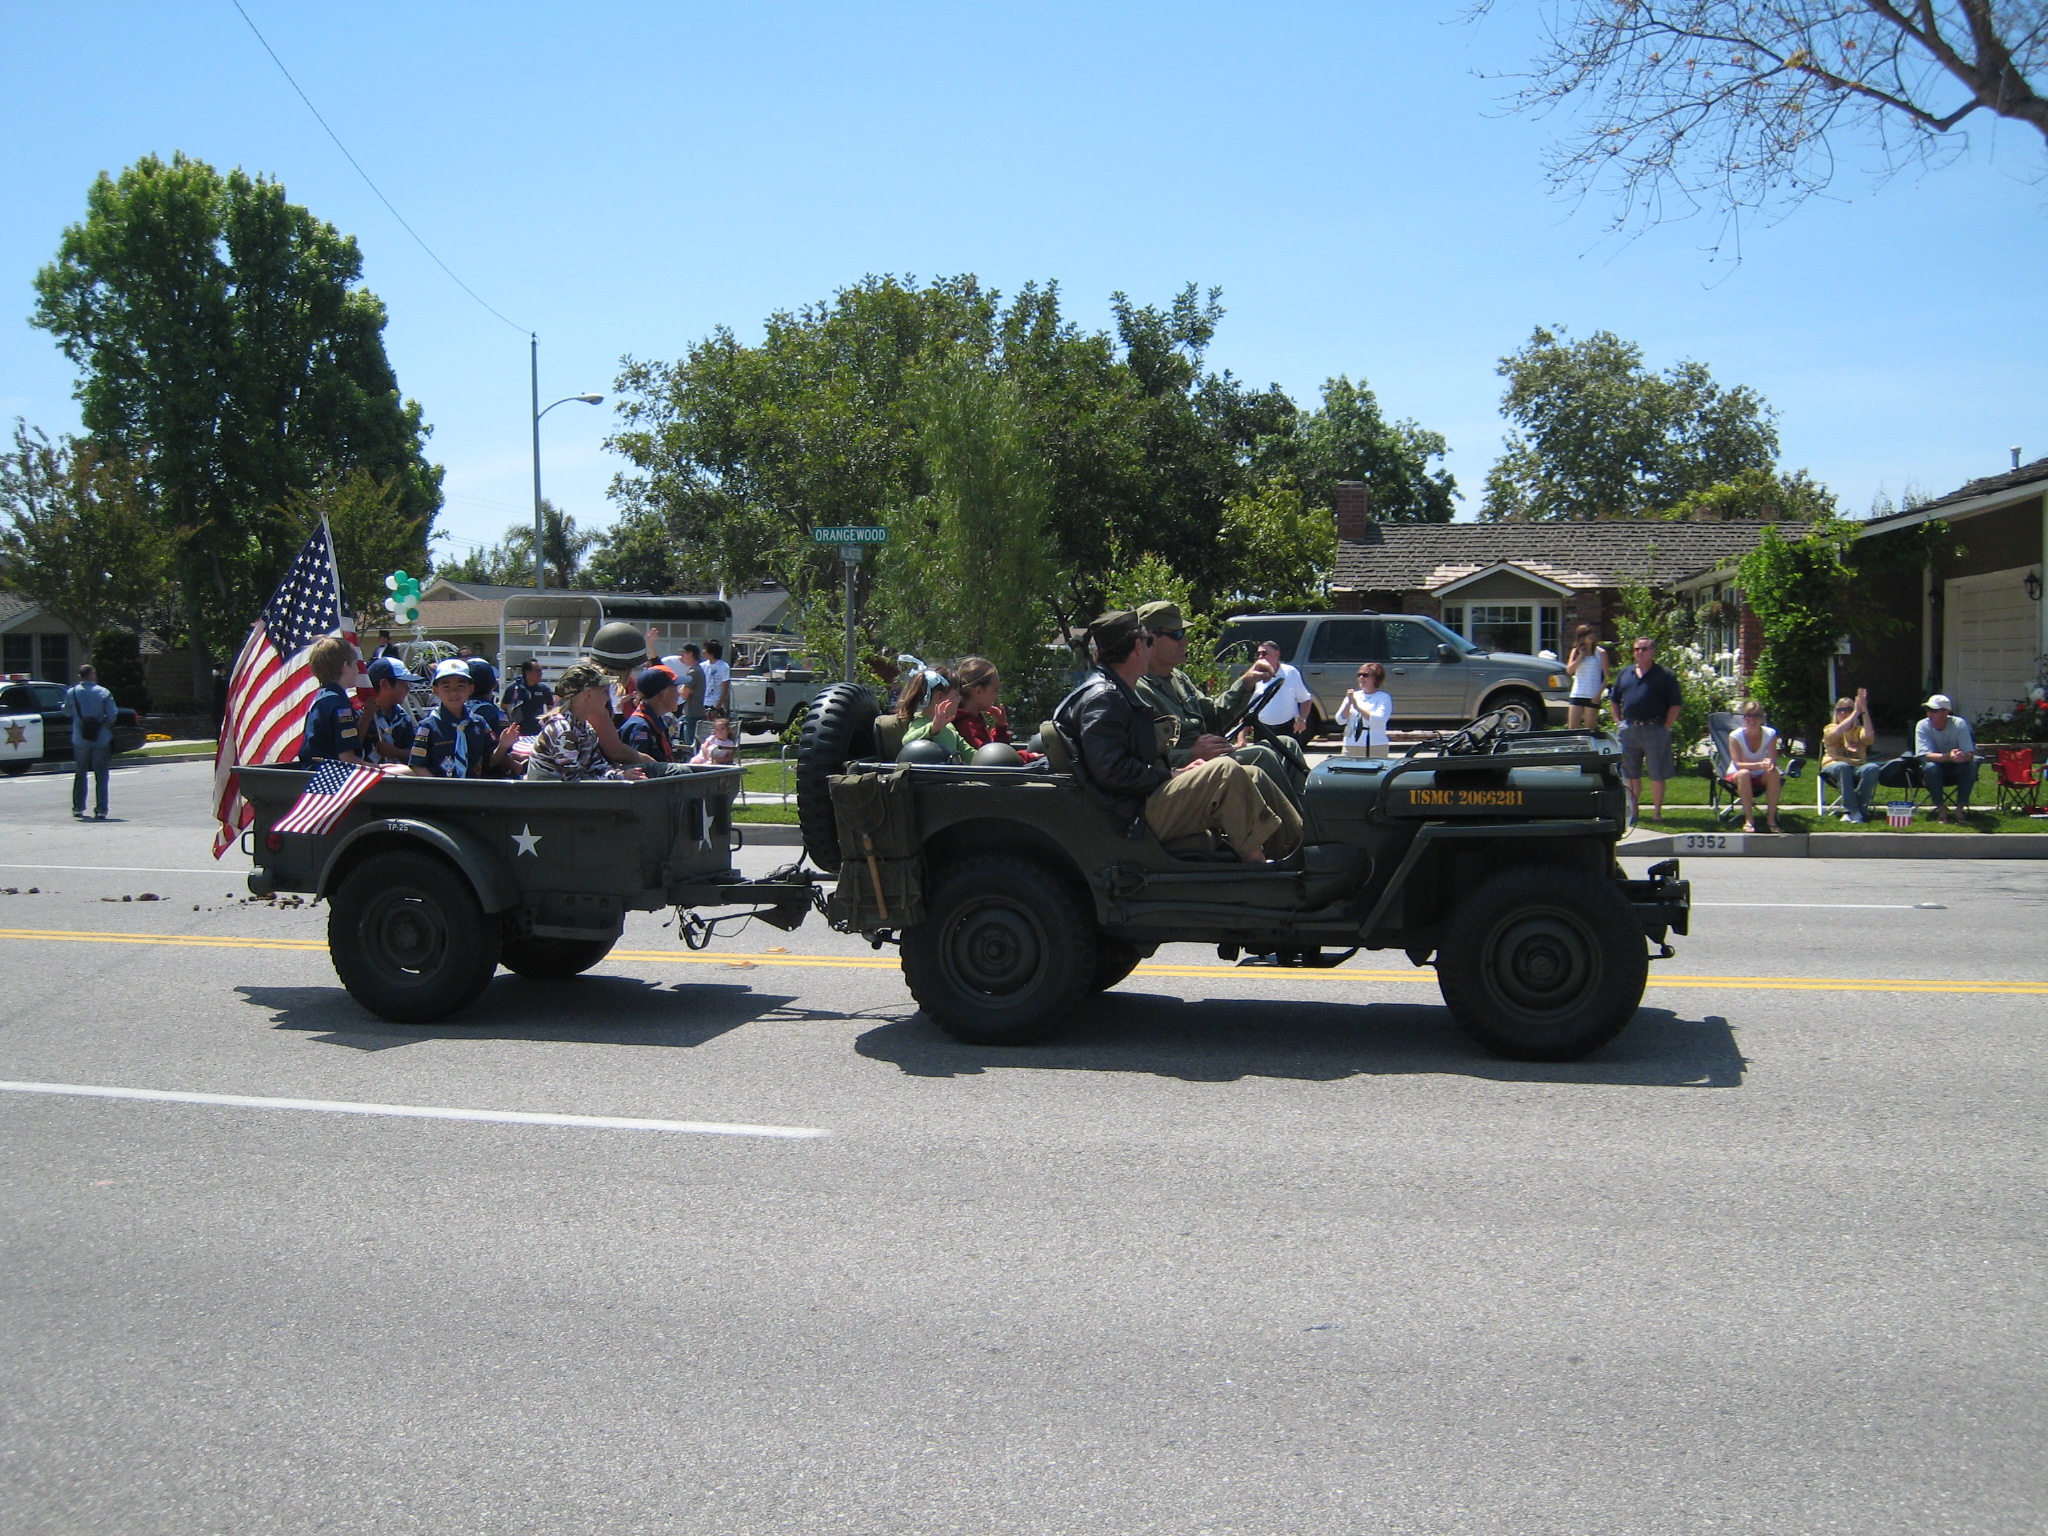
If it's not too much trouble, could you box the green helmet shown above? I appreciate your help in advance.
[589,621,649,671]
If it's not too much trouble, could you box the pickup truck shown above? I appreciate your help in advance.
[238,765,814,1022]
[724,649,828,734]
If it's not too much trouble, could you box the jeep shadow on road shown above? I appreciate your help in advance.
[857,999,1746,1089]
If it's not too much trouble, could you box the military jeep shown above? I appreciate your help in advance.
[797,684,1689,1062]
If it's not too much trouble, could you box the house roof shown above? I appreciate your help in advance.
[1863,454,2048,527]
[1334,521,1803,593]
[0,592,34,627]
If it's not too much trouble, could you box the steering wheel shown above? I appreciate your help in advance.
[1436,708,1513,758]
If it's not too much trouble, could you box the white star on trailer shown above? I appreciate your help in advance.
[511,824,541,857]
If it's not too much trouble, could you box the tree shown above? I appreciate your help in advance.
[32,153,442,688]
[1739,516,1860,742]
[585,505,696,593]
[1216,474,1337,610]
[0,421,180,642]
[279,468,432,624]
[437,500,595,589]
[1482,1,2048,240]
[1482,326,1779,519]
[1666,465,1839,521]
[1261,376,1458,522]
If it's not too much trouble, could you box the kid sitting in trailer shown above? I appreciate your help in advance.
[297,636,367,765]
[406,659,517,778]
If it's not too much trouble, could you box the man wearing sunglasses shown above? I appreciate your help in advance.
[1133,600,1304,800]
[1609,636,1684,823]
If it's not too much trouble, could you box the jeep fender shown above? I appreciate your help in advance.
[315,817,521,913]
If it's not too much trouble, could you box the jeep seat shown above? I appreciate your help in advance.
[873,714,907,761]
[1036,721,1073,774]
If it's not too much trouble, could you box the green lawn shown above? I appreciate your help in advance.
[733,803,799,823]
[1636,764,2045,833]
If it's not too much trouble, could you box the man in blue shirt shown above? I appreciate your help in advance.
[502,658,554,734]
[297,637,365,766]
[1915,693,1979,822]
[362,657,420,765]
[65,664,119,821]
[1609,637,1684,823]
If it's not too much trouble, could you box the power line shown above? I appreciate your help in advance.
[227,0,528,335]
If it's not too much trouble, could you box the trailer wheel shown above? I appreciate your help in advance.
[903,854,1095,1045]
[794,683,879,872]
[329,849,501,1023]
[499,934,616,980]
[1091,936,1146,993]
[1435,865,1646,1061]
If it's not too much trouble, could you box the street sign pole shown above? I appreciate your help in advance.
[840,544,862,685]
[811,527,888,688]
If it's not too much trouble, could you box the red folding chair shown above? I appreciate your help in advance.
[1994,747,2043,814]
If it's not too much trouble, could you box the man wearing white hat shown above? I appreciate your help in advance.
[1914,693,1979,823]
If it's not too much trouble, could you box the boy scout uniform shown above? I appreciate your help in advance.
[1132,601,1308,800]
[298,683,362,763]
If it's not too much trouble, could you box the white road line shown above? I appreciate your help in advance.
[0,863,231,876]
[0,1080,828,1139]
[1693,902,1925,910]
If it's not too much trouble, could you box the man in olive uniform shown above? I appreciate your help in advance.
[1133,600,1309,800]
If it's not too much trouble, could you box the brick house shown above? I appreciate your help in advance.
[1328,482,1796,669]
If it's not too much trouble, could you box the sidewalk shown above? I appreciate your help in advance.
[1621,827,2048,859]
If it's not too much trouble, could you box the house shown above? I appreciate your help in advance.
[1328,482,1797,667]
[1835,455,2047,723]
[0,593,86,680]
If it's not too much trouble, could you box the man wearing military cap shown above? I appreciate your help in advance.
[1134,599,1308,800]
[1051,611,1301,863]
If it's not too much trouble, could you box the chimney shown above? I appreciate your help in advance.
[2013,446,2023,470]
[1334,480,1371,542]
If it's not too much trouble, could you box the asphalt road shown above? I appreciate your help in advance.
[2,760,2042,1535]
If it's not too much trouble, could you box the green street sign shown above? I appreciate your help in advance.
[812,525,889,545]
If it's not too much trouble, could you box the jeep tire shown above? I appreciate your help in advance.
[794,683,880,872]
[329,849,501,1023]
[1091,936,1146,993]
[499,933,616,979]
[1435,864,1646,1061]
[903,854,1096,1045]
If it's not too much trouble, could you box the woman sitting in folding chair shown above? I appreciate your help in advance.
[1724,700,1784,833]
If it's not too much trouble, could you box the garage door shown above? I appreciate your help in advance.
[1943,566,2041,720]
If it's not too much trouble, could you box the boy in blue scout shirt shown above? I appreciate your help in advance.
[407,659,516,778]
[298,637,366,764]
[464,658,510,735]
[362,656,420,764]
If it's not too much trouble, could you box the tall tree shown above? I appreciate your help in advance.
[0,421,179,642]
[1261,375,1457,523]
[279,468,432,624]
[32,153,442,687]
[1481,326,1778,519]
[437,500,594,589]
[1481,1,2048,240]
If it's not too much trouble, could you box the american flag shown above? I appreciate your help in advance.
[273,760,385,837]
[211,522,351,857]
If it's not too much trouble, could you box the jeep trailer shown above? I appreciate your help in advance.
[796,684,1690,1062]
[239,764,815,1024]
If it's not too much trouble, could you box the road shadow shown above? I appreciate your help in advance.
[238,972,818,1052]
[855,993,1746,1088]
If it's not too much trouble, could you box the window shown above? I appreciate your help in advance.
[3,635,29,673]
[1381,619,1438,663]
[39,633,69,679]
[1308,620,1383,663]
[1462,604,1562,657]
[1441,605,1465,638]
[1216,619,1306,663]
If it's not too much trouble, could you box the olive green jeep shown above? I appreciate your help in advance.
[797,684,1689,1061]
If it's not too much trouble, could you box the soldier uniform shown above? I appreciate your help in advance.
[1132,601,1308,800]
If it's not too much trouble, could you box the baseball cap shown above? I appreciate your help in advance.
[365,657,420,686]
[635,664,678,696]
[432,658,474,683]
[1923,693,1954,711]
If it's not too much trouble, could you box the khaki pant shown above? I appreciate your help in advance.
[1145,756,1302,859]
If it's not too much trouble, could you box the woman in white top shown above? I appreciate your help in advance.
[1337,662,1394,755]
[1565,625,1609,731]
[1725,699,1783,833]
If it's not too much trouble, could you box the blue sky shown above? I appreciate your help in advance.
[2,1,2042,562]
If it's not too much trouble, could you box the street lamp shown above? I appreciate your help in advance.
[530,332,603,591]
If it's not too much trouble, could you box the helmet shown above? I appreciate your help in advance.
[464,657,498,696]
[589,621,649,671]
[970,742,1025,767]
[896,736,954,765]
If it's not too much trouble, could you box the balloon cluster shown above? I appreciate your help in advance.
[382,570,423,624]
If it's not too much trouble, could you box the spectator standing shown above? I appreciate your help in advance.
[1915,693,1979,822]
[502,659,555,736]
[701,640,730,713]
[1564,625,1610,731]
[675,643,707,749]
[1337,662,1393,755]
[1609,637,1683,822]
[64,663,118,821]
[374,629,403,661]
[1821,689,1884,823]
[1251,639,1314,737]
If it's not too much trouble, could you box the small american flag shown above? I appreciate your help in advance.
[274,760,385,837]
[211,522,351,856]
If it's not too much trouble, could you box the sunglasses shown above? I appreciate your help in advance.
[1152,629,1185,642]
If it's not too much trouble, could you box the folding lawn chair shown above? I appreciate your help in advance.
[1993,746,2043,814]
[1702,710,1807,826]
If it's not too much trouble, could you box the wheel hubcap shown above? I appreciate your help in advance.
[944,899,1045,998]
[1485,910,1596,1014]
[363,887,448,980]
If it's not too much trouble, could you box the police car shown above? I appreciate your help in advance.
[0,675,147,777]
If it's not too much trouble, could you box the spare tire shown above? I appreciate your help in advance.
[795,683,880,871]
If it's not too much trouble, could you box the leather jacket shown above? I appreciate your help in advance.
[1053,667,1169,829]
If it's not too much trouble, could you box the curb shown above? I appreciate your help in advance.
[1622,831,2048,859]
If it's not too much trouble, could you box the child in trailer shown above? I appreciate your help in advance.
[898,666,969,759]
[620,666,683,765]
[361,657,421,765]
[688,708,739,766]
[527,661,652,781]
[298,637,367,765]
[407,659,517,778]
[464,658,510,734]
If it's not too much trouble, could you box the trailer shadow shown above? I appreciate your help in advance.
[239,972,810,1051]
[855,994,1746,1088]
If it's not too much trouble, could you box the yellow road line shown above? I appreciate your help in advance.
[3,927,2043,995]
